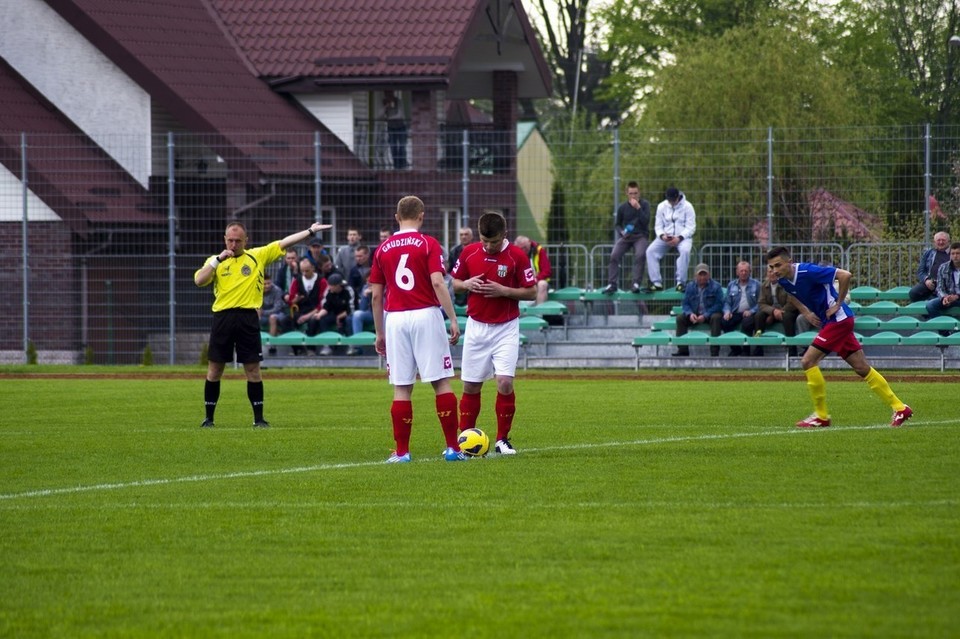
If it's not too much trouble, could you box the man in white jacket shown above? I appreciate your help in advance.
[644,186,696,292]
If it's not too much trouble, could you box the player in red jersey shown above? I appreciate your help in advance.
[369,196,463,463]
[450,210,537,454]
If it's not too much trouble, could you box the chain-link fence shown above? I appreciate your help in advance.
[2,125,958,363]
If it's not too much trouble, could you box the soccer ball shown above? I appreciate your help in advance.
[457,428,490,457]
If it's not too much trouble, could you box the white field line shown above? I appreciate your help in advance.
[0,420,955,503]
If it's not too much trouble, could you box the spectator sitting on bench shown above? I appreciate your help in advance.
[308,273,355,355]
[721,260,760,356]
[755,267,801,356]
[910,231,951,302]
[672,263,723,358]
[925,241,960,319]
[287,258,326,354]
[514,235,552,305]
[259,275,286,355]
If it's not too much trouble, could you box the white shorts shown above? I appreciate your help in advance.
[384,306,454,385]
[460,316,520,383]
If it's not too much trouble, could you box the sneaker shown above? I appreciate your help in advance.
[494,439,517,455]
[267,346,277,355]
[671,350,690,357]
[631,283,641,294]
[443,447,466,461]
[601,284,617,295]
[319,345,333,356]
[346,347,361,356]
[253,419,270,428]
[675,282,685,292]
[891,405,913,428]
[386,451,411,463]
[200,419,215,428]
[795,414,831,428]
[650,283,664,292]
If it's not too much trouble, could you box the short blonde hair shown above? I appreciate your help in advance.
[396,196,424,220]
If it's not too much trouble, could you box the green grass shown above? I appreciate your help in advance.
[1,369,959,638]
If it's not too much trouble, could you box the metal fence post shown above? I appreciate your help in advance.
[924,123,931,246]
[461,129,470,228]
[767,126,774,246]
[314,131,323,224]
[167,132,176,364]
[21,132,29,362]
[612,127,620,242]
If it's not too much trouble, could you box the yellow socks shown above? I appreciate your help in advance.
[804,366,829,419]
[864,367,906,411]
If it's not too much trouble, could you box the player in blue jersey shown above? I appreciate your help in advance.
[765,246,912,428]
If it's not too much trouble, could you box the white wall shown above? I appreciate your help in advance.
[294,94,355,151]
[0,164,61,222]
[0,0,152,186]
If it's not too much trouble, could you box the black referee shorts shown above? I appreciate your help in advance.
[208,309,262,364]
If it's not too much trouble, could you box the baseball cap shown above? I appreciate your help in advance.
[309,238,323,246]
[327,273,344,286]
[695,263,710,275]
[666,187,680,201]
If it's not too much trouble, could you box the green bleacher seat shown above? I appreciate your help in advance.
[854,316,882,330]
[939,332,960,346]
[520,301,568,317]
[900,331,942,346]
[548,287,585,301]
[454,304,468,316]
[340,331,376,347]
[651,318,678,331]
[785,331,818,347]
[270,331,307,346]
[878,286,911,301]
[261,331,273,345]
[898,301,928,316]
[857,301,900,316]
[849,286,882,301]
[747,331,786,347]
[919,316,960,332]
[304,331,343,346]
[632,333,673,347]
[712,332,748,347]
[881,316,920,331]
[673,332,710,347]
[860,331,901,346]
[519,316,549,331]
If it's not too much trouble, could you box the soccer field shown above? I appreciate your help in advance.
[1,369,959,638]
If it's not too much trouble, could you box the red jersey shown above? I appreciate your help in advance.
[451,241,536,324]
[369,230,446,312]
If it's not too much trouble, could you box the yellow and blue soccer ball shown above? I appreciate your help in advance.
[457,428,489,457]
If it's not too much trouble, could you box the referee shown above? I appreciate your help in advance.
[195,220,331,428]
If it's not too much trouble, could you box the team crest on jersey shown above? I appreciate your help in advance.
[497,264,508,278]
[241,264,252,276]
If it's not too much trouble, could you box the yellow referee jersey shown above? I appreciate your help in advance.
[197,241,285,312]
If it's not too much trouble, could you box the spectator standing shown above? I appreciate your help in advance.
[924,242,960,318]
[382,94,408,170]
[910,231,951,302]
[194,220,330,428]
[370,196,462,463]
[602,181,650,294]
[721,261,761,356]
[347,245,374,354]
[335,228,362,274]
[448,227,474,305]
[755,268,801,357]
[645,186,696,292]
[766,246,912,428]
[514,235,552,305]
[259,275,286,354]
[452,211,538,454]
[274,249,300,296]
[379,226,393,246]
[671,263,723,357]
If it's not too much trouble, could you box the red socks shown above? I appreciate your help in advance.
[390,400,413,456]
[495,391,515,442]
[459,392,481,430]
[435,392,459,448]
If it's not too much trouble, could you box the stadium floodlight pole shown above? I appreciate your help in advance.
[21,133,29,363]
[167,131,177,365]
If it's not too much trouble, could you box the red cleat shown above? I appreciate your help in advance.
[795,414,831,428]
[891,405,913,428]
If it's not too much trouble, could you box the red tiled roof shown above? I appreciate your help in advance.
[209,0,480,81]
[0,59,160,235]
[45,0,371,179]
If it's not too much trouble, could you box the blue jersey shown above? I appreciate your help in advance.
[779,262,854,325]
